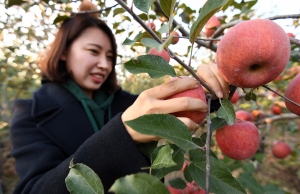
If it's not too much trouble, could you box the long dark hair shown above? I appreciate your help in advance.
[38,14,119,93]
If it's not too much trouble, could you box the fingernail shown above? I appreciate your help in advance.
[217,91,223,98]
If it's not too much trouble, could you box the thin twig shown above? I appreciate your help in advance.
[267,14,300,20]
[255,113,300,125]
[263,85,300,107]
[39,1,118,15]
[115,0,217,98]
[205,94,212,194]
[289,37,300,46]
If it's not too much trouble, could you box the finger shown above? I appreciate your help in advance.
[177,117,200,131]
[197,64,223,98]
[197,64,228,98]
[154,97,208,114]
[144,77,200,99]
[209,64,230,99]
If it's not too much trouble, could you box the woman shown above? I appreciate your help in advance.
[9,3,229,194]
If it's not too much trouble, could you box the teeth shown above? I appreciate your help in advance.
[94,74,104,79]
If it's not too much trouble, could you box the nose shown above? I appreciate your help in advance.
[97,54,110,69]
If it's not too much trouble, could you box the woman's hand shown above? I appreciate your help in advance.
[121,77,208,144]
[197,63,229,99]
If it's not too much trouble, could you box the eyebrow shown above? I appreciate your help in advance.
[87,43,113,54]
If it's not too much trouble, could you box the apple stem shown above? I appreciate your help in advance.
[263,85,300,107]
[205,94,212,194]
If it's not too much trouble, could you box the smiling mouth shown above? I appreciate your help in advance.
[92,74,104,79]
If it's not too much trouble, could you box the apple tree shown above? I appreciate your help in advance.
[2,0,300,194]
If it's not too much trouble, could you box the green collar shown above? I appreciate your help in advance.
[62,79,114,133]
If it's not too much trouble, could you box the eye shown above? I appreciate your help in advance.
[90,49,99,55]
[107,55,113,61]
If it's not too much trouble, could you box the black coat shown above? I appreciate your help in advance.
[10,82,150,194]
[10,82,221,194]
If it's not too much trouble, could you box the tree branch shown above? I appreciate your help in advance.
[255,113,300,125]
[39,1,118,15]
[267,14,300,20]
[115,0,217,98]
[263,85,300,107]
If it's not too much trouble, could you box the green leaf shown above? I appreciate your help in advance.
[222,0,234,11]
[183,165,193,183]
[151,144,177,169]
[189,146,217,160]
[125,114,200,152]
[210,117,227,132]
[241,162,255,174]
[123,32,143,46]
[109,172,169,194]
[141,38,162,51]
[263,184,285,194]
[124,55,176,78]
[7,0,27,7]
[65,159,104,194]
[152,144,185,179]
[113,7,125,17]
[169,178,187,189]
[238,173,263,194]
[189,154,246,194]
[158,24,169,34]
[189,0,230,43]
[53,15,70,24]
[160,0,176,17]
[254,153,265,163]
[137,141,158,159]
[216,99,235,126]
[133,0,153,13]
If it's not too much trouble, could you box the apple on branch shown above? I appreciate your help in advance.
[216,19,291,88]
[170,31,180,45]
[145,21,155,31]
[230,90,240,104]
[272,141,291,159]
[216,119,260,160]
[285,74,300,116]
[148,48,170,63]
[236,110,254,122]
[271,104,282,115]
[287,32,295,38]
[204,15,221,37]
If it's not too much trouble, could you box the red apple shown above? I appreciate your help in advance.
[230,90,240,104]
[181,161,188,172]
[284,74,300,116]
[287,32,295,38]
[146,21,155,30]
[167,185,183,194]
[165,77,208,124]
[171,31,180,45]
[148,48,170,63]
[204,15,221,37]
[216,19,290,88]
[271,104,282,115]
[272,141,291,159]
[78,0,98,17]
[236,110,252,121]
[185,181,205,194]
[216,120,260,160]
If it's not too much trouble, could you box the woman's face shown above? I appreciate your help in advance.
[62,27,113,98]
